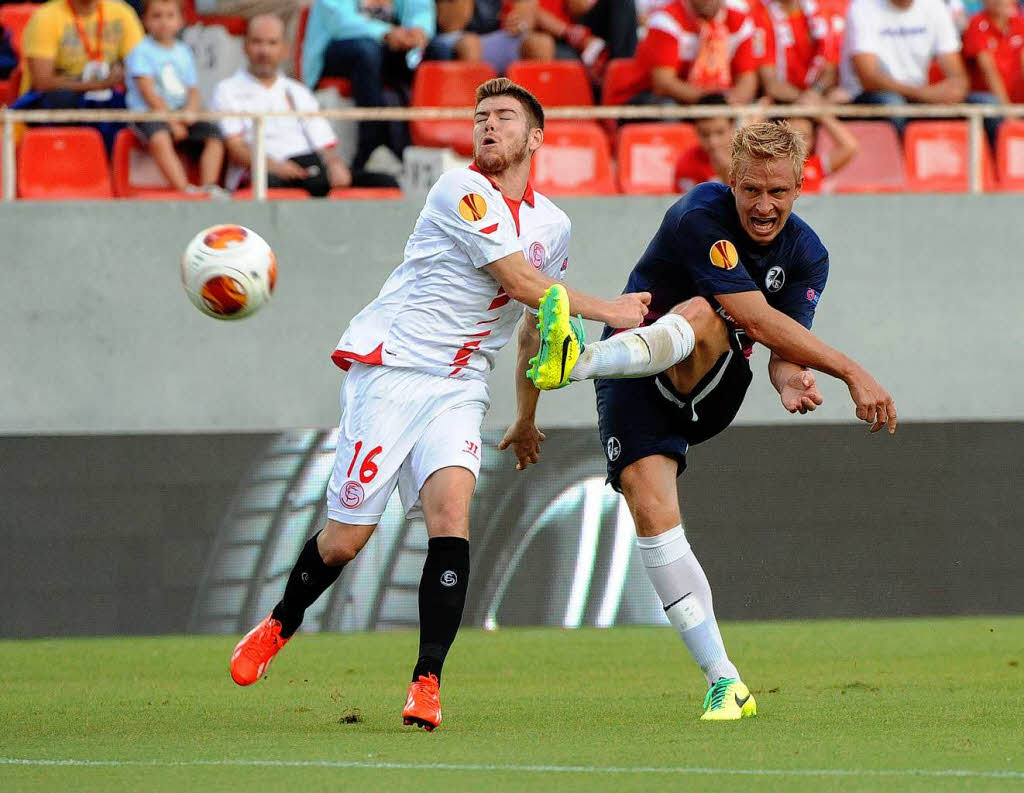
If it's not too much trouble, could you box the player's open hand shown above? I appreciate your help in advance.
[606,292,651,329]
[498,420,546,471]
[847,368,898,434]
[781,369,823,414]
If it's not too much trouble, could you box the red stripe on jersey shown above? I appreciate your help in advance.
[480,223,499,234]
[331,343,384,371]
[488,292,513,310]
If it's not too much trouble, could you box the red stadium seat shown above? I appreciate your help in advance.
[904,121,996,193]
[531,121,616,195]
[601,58,643,107]
[410,62,496,155]
[328,187,404,199]
[815,121,906,193]
[111,128,209,199]
[17,127,113,199]
[616,123,697,194]
[506,60,593,106]
[180,0,246,35]
[0,3,37,56]
[994,119,1024,190]
[294,6,351,96]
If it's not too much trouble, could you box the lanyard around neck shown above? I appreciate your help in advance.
[68,0,105,62]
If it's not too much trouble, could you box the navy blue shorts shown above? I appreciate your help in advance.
[594,333,753,491]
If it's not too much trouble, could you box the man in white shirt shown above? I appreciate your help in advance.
[229,77,652,731]
[211,14,353,194]
[841,0,970,132]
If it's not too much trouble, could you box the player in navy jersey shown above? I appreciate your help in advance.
[528,121,897,720]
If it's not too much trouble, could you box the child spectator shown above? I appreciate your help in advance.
[125,0,226,195]
[675,93,734,191]
[962,0,1024,104]
[785,114,858,191]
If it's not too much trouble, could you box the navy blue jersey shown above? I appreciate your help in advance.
[622,182,829,332]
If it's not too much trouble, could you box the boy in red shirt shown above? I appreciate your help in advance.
[675,93,734,191]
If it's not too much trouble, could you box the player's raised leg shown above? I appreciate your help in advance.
[230,520,375,686]
[402,465,475,731]
[529,286,719,390]
[619,457,755,721]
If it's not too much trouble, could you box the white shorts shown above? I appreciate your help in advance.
[326,364,489,525]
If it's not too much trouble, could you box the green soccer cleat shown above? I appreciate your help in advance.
[527,284,586,390]
[700,677,757,721]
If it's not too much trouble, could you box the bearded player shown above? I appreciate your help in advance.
[528,122,897,721]
[228,78,650,731]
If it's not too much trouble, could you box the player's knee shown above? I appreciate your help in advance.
[619,468,677,528]
[318,531,362,566]
[672,297,725,345]
[521,32,556,60]
[426,502,470,538]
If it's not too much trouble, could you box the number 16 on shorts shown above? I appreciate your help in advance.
[340,441,382,509]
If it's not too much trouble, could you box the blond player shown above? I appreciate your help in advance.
[229,78,651,731]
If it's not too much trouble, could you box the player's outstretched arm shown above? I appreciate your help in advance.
[499,311,546,471]
[717,290,897,434]
[484,253,651,328]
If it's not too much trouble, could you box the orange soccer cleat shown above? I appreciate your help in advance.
[402,674,442,731]
[230,613,290,686]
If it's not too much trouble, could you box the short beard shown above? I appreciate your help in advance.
[474,135,529,175]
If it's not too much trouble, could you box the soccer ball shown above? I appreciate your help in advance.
[181,224,277,320]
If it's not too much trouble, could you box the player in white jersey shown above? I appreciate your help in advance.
[229,78,652,731]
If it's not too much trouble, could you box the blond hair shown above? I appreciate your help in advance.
[475,78,545,130]
[731,121,807,183]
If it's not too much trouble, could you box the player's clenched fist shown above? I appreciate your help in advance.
[846,367,898,434]
[605,292,652,328]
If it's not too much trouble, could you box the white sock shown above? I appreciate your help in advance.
[569,314,695,381]
[636,525,739,687]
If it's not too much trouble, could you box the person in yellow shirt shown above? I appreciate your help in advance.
[16,0,144,149]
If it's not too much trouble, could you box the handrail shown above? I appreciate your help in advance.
[4,102,1021,201]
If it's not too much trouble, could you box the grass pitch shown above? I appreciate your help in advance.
[1,617,1021,792]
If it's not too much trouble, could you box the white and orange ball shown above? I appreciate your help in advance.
[181,224,277,320]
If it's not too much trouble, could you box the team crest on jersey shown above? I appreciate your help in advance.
[341,480,364,508]
[709,240,739,270]
[529,241,546,269]
[765,265,785,292]
[458,193,488,222]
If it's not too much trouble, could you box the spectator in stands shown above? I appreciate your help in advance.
[434,0,483,60]
[675,93,734,191]
[213,14,397,194]
[432,0,554,75]
[535,0,638,64]
[533,0,611,81]
[301,0,436,170]
[210,0,305,31]
[16,0,144,149]
[785,114,858,190]
[962,0,1024,105]
[840,0,970,132]
[126,0,226,195]
[617,0,759,107]
[753,0,848,103]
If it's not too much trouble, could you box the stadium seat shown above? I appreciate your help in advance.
[616,123,697,194]
[111,128,209,199]
[601,58,643,107]
[410,62,496,155]
[904,121,996,193]
[294,6,351,96]
[530,121,616,195]
[0,3,36,55]
[506,61,593,106]
[17,127,113,199]
[995,119,1024,191]
[815,121,905,193]
[328,187,404,200]
[180,0,246,35]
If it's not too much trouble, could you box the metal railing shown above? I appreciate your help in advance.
[3,102,1024,201]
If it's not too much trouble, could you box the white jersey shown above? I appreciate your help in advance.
[332,166,571,381]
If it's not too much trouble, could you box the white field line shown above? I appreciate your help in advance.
[1,758,1022,780]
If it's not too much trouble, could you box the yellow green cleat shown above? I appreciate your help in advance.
[700,678,757,721]
[527,284,586,390]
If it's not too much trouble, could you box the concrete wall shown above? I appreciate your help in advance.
[1,194,1021,433]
